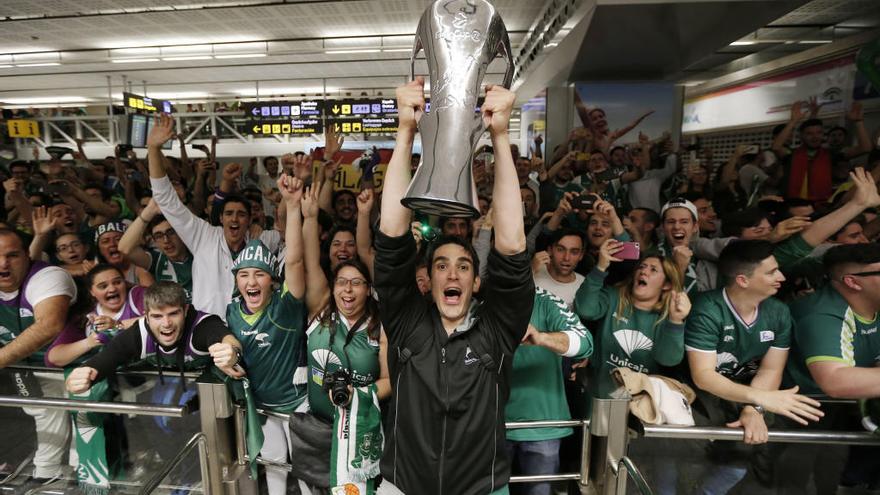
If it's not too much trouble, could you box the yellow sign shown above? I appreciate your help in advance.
[341,104,351,115]
[7,119,40,138]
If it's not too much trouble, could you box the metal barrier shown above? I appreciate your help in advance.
[640,424,880,446]
[235,406,593,488]
[610,456,654,495]
[0,395,188,417]
[139,432,209,495]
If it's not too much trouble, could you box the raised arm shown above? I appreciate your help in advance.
[772,102,805,158]
[380,78,424,237]
[610,110,654,142]
[277,175,305,300]
[118,198,160,270]
[801,168,879,246]
[301,184,330,318]
[355,188,376,277]
[29,207,57,261]
[484,85,525,255]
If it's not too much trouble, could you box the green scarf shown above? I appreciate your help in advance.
[223,374,265,479]
[329,383,382,494]
[65,370,123,495]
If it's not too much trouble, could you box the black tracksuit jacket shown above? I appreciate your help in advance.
[374,231,534,495]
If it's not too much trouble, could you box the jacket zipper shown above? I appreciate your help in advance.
[439,345,448,494]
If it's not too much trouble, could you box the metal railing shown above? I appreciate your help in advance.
[640,424,880,446]
[610,456,654,495]
[236,406,592,487]
[139,432,209,495]
[0,395,188,417]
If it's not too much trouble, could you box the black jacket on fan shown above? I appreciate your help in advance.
[374,230,534,495]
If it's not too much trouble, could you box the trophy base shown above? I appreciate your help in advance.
[401,196,480,219]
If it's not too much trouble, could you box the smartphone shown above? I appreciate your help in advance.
[116,144,133,154]
[45,181,69,196]
[572,194,596,211]
[617,242,640,260]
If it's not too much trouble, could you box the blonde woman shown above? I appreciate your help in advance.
[575,238,691,399]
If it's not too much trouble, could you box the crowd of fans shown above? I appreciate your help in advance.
[0,82,879,495]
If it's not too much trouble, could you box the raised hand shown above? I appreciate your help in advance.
[324,124,345,159]
[789,101,806,122]
[850,167,880,209]
[357,188,374,216]
[147,113,175,148]
[397,77,426,133]
[31,206,59,236]
[672,245,693,273]
[301,184,320,219]
[277,174,304,205]
[597,239,624,271]
[531,250,550,274]
[482,84,515,135]
[222,163,243,183]
[667,291,691,324]
[768,216,811,243]
[846,101,864,122]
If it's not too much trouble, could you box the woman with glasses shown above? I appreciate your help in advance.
[28,205,95,277]
[119,198,195,301]
[298,183,389,495]
[223,175,309,495]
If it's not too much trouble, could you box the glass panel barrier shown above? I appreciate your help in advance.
[0,366,201,494]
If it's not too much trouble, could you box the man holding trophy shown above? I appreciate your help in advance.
[373,2,533,493]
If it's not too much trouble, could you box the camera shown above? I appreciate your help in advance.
[323,368,352,407]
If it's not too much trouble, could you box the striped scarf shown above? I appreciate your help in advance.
[329,383,383,494]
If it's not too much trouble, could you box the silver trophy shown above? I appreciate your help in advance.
[401,0,514,218]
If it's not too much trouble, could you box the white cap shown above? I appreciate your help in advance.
[661,198,699,221]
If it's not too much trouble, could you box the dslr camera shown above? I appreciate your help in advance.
[323,368,352,407]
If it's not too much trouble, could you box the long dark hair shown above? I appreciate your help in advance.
[317,258,380,340]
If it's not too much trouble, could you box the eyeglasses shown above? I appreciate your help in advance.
[152,229,177,242]
[845,270,880,279]
[334,277,368,288]
[56,241,83,252]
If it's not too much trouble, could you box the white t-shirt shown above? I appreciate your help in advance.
[533,264,584,309]
[0,265,77,307]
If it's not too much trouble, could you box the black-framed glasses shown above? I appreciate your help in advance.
[845,270,880,278]
[152,229,177,242]
[334,277,368,288]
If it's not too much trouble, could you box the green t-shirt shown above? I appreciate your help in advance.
[685,288,793,382]
[507,287,593,441]
[226,283,307,412]
[575,269,685,399]
[786,285,880,395]
[148,248,194,303]
[306,313,381,422]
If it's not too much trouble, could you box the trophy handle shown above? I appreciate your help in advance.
[410,32,423,82]
[497,36,515,90]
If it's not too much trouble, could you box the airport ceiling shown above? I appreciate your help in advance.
[0,0,878,107]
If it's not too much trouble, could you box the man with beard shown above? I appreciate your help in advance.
[118,198,194,302]
[374,79,534,495]
[532,229,585,308]
[0,228,77,484]
[146,114,281,319]
[65,281,242,393]
[331,189,358,227]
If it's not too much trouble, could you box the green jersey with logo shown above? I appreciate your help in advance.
[685,288,793,381]
[226,283,307,412]
[148,248,194,303]
[306,314,380,422]
[786,285,880,395]
[575,269,685,399]
[507,287,593,441]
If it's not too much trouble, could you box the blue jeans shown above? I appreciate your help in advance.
[505,439,561,495]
